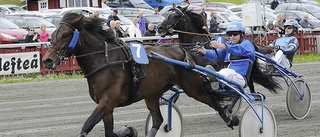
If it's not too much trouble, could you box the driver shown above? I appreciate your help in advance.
[198,21,255,89]
[268,20,299,69]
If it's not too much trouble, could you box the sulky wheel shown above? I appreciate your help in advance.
[239,102,277,137]
[145,102,184,137]
[286,78,311,120]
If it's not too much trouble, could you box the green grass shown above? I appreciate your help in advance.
[294,53,320,63]
[0,0,25,6]
[0,73,83,84]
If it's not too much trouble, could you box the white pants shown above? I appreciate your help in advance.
[273,50,291,69]
[218,68,246,88]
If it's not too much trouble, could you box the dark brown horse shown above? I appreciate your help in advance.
[157,4,282,95]
[42,13,239,137]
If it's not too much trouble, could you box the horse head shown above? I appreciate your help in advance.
[157,4,210,47]
[157,4,189,37]
[42,13,111,70]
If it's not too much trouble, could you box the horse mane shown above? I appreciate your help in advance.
[61,13,116,43]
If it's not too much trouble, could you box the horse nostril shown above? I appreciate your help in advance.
[43,58,53,64]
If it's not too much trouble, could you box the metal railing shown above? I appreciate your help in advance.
[0,32,318,76]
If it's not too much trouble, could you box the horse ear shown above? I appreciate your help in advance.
[181,5,188,12]
[172,3,176,9]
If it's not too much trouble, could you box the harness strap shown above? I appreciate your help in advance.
[84,61,125,78]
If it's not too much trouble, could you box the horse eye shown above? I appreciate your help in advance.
[62,34,68,38]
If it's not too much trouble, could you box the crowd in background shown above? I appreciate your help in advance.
[24,24,49,43]
[103,8,160,38]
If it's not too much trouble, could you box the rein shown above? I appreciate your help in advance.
[74,46,123,58]
[173,29,213,37]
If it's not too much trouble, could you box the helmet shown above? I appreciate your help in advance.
[284,20,299,28]
[284,20,299,34]
[226,21,245,32]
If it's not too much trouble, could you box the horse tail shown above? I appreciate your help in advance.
[250,44,282,94]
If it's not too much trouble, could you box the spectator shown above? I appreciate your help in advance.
[274,14,284,34]
[299,14,316,29]
[89,12,94,18]
[108,10,120,21]
[145,24,156,36]
[128,17,142,38]
[93,10,99,18]
[266,19,275,32]
[137,10,147,36]
[270,0,279,10]
[115,20,128,37]
[289,16,301,29]
[154,8,159,15]
[280,12,286,23]
[109,20,117,37]
[24,27,38,43]
[209,11,219,33]
[39,24,49,42]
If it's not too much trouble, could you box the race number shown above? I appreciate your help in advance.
[215,35,225,44]
[129,42,149,64]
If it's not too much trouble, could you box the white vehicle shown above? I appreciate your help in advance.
[60,7,132,31]
[10,11,57,18]
[0,4,25,15]
[59,7,112,18]
[206,11,243,33]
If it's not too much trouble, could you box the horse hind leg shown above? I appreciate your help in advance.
[248,77,256,93]
[179,76,239,129]
[208,94,240,130]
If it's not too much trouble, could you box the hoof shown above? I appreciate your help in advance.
[78,132,87,137]
[128,126,138,137]
[146,128,157,137]
[227,116,239,130]
[115,126,138,137]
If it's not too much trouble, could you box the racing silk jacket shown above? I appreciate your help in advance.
[203,39,255,79]
[269,35,299,64]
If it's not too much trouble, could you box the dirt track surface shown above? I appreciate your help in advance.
[0,62,319,137]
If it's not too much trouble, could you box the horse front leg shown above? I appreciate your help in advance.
[144,93,163,137]
[78,104,116,137]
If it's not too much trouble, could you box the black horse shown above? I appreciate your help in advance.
[42,13,243,137]
[157,4,282,95]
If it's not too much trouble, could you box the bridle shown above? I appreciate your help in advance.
[49,15,132,78]
[163,8,186,35]
[163,8,212,37]
[49,16,84,63]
